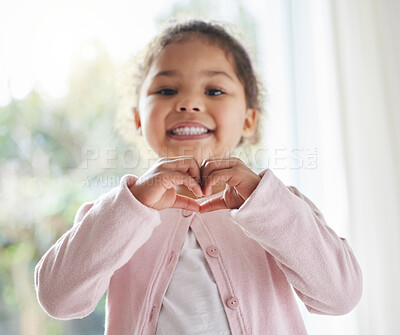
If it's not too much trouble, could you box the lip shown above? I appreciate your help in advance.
[167,132,214,141]
[167,121,214,132]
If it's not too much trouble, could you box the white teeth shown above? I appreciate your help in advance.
[171,127,209,135]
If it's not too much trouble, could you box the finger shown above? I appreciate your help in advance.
[199,196,228,213]
[160,171,204,197]
[161,157,202,184]
[180,158,202,185]
[172,194,201,212]
[202,169,242,197]
[201,157,242,186]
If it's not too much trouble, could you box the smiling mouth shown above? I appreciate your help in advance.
[167,126,215,136]
[166,126,215,140]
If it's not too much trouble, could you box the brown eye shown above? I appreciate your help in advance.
[157,88,177,96]
[206,89,224,96]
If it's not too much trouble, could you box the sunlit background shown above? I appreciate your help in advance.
[1,0,399,334]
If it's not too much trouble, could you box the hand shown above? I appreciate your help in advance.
[129,157,204,211]
[199,157,261,213]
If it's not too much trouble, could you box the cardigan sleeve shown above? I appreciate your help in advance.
[34,174,161,320]
[228,168,363,316]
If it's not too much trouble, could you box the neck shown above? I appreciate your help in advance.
[175,182,226,199]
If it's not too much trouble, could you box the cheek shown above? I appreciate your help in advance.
[143,103,165,131]
[217,104,246,131]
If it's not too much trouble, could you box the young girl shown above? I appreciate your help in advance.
[34,20,362,334]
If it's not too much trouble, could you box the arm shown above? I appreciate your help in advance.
[229,169,363,315]
[34,174,161,320]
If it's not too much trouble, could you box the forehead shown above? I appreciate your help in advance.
[148,36,238,78]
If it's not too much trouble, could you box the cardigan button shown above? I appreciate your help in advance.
[182,209,193,217]
[226,296,240,309]
[206,246,220,258]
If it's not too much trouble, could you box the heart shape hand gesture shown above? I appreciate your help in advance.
[129,156,261,213]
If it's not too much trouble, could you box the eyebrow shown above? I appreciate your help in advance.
[153,70,178,78]
[153,70,234,81]
[204,70,234,81]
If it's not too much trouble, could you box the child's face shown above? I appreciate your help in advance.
[135,36,258,165]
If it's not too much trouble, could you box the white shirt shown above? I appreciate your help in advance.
[156,227,231,334]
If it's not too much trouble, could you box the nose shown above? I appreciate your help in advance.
[175,95,203,112]
[179,106,200,112]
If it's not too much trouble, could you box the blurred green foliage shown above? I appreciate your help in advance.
[0,40,131,334]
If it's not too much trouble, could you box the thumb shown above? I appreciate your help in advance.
[171,194,201,212]
[199,196,228,213]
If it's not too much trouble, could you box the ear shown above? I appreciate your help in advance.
[241,108,259,138]
[132,107,142,136]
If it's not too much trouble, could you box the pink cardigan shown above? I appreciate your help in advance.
[34,169,362,334]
